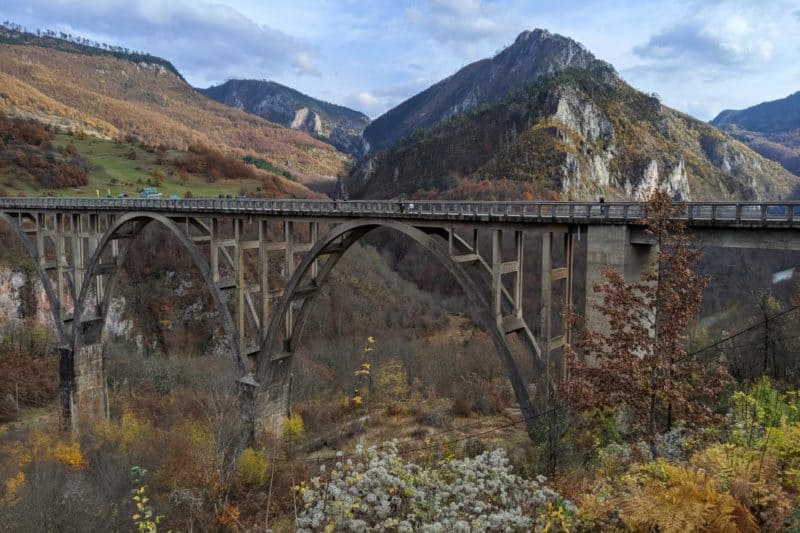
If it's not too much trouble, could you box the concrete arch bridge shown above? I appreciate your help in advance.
[1,197,798,436]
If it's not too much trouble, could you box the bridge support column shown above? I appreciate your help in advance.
[59,343,109,433]
[240,370,292,442]
[584,225,658,346]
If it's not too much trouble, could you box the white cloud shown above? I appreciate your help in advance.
[356,91,380,109]
[5,0,320,85]
[404,0,504,45]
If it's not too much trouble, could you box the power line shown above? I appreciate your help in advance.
[689,303,800,357]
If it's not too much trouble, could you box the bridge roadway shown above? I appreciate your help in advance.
[2,197,800,439]
[2,197,800,228]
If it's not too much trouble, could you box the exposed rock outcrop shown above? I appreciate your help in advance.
[200,79,370,156]
[362,29,603,154]
[348,30,798,201]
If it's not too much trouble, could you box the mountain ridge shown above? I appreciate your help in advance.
[711,91,800,177]
[201,79,370,156]
[348,32,798,201]
[362,29,604,154]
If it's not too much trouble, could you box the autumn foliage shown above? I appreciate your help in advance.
[563,191,729,437]
[0,113,88,189]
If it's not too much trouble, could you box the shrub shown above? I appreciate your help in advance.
[282,414,305,447]
[375,358,409,403]
[236,448,268,488]
[295,442,575,531]
[620,459,757,532]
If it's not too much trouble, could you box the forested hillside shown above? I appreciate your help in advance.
[0,114,318,199]
[0,40,350,186]
[712,91,800,177]
[350,67,797,201]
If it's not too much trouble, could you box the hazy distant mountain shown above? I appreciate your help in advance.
[711,92,800,176]
[348,30,798,201]
[201,80,370,156]
[362,29,601,154]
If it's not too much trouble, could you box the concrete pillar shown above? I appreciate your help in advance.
[584,225,658,338]
[239,372,292,442]
[59,344,110,432]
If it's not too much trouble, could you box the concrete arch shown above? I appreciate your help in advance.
[258,219,542,428]
[0,212,69,345]
[73,213,245,372]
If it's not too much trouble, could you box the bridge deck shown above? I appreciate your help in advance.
[1,198,800,228]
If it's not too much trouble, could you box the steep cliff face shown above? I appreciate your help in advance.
[362,29,602,154]
[0,267,51,327]
[711,91,800,178]
[200,80,370,156]
[349,65,797,201]
[0,266,134,338]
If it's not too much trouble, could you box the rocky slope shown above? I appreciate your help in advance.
[362,29,601,154]
[0,30,351,187]
[200,80,370,156]
[711,92,800,177]
[348,31,798,201]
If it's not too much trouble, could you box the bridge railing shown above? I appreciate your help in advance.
[1,198,799,226]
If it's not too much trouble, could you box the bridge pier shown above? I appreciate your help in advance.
[238,371,292,442]
[59,343,109,432]
[584,225,658,345]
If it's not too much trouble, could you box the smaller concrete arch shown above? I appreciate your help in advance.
[0,212,69,346]
[257,219,544,433]
[73,212,246,373]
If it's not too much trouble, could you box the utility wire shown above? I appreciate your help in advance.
[689,303,800,357]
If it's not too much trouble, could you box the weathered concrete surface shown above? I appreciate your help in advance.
[584,225,658,338]
[69,343,109,432]
[238,373,292,441]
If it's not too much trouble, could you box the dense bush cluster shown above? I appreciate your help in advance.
[296,442,575,531]
[175,144,262,182]
[0,321,57,422]
[0,114,89,189]
[571,377,800,530]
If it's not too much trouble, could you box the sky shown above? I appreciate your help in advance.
[3,0,800,120]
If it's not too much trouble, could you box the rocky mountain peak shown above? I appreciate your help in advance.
[362,28,606,154]
[200,79,370,156]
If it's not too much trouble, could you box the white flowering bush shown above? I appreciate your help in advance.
[295,441,575,532]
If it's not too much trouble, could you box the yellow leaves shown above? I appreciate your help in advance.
[537,501,574,533]
[352,395,363,406]
[236,447,269,487]
[8,428,86,470]
[354,362,371,377]
[375,358,410,403]
[363,336,376,354]
[215,503,240,528]
[49,441,86,469]
[621,459,757,533]
[281,414,305,446]
[119,411,152,453]
[2,471,25,504]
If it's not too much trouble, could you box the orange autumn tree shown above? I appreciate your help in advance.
[563,191,728,438]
